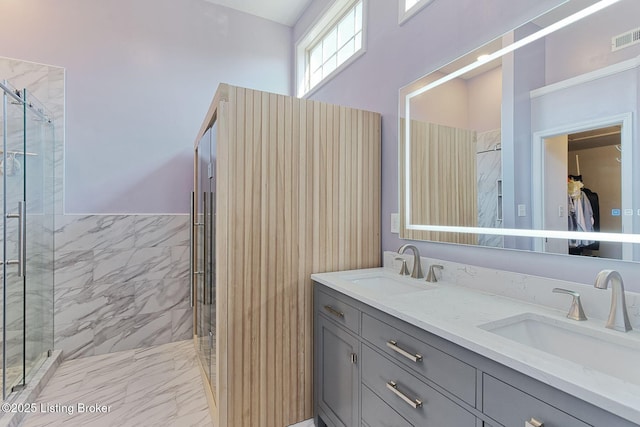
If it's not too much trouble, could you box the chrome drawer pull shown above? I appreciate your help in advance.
[386,381,423,409]
[323,305,344,318]
[387,340,423,363]
[526,419,544,427]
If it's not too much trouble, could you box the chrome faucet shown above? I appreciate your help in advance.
[426,265,443,283]
[594,270,632,332]
[552,288,587,321]
[395,257,410,276]
[397,244,424,279]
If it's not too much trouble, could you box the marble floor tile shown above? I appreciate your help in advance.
[21,340,213,427]
[289,419,316,427]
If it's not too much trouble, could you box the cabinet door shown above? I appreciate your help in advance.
[483,374,590,427]
[362,384,413,427]
[316,315,360,427]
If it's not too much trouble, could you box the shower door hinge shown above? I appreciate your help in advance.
[11,384,26,393]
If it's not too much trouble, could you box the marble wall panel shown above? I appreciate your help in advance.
[54,214,192,360]
[477,129,504,248]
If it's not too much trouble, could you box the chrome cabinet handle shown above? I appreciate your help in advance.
[386,340,423,363]
[323,305,344,318]
[386,381,423,409]
[6,201,26,277]
[526,418,544,427]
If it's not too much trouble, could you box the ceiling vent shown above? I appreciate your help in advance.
[611,27,640,52]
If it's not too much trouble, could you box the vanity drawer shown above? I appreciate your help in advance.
[316,288,361,334]
[483,374,590,427]
[362,384,413,427]
[362,344,476,426]
[362,312,476,405]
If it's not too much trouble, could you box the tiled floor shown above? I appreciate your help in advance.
[21,340,212,427]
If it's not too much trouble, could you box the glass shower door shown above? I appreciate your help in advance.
[196,128,211,387]
[208,123,216,399]
[23,90,54,382]
[2,83,26,398]
[1,84,54,400]
[194,123,217,403]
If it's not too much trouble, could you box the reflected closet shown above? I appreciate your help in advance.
[191,84,381,427]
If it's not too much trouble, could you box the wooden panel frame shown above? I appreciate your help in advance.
[194,84,381,426]
[400,119,479,244]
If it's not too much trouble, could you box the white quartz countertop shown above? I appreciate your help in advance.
[311,267,640,425]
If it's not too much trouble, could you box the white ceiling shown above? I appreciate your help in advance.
[203,0,312,26]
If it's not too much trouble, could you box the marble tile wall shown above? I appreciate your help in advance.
[476,129,504,248]
[54,214,192,360]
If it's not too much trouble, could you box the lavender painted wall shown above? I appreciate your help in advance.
[468,66,502,133]
[0,0,291,214]
[545,0,640,84]
[294,0,640,290]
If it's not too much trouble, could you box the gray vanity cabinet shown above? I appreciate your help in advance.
[314,282,639,427]
[361,384,413,427]
[361,344,476,426]
[315,293,361,427]
[314,284,477,427]
[483,374,589,427]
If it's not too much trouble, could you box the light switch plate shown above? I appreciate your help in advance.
[390,213,400,233]
[517,204,527,217]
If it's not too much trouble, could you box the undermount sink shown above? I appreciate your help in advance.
[339,272,436,296]
[480,313,640,386]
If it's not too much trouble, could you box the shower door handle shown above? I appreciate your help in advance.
[203,191,209,306]
[18,201,25,277]
[6,201,26,277]
[189,192,195,308]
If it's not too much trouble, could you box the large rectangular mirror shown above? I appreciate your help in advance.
[399,0,640,261]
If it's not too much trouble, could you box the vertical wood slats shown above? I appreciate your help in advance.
[400,119,478,244]
[210,84,380,426]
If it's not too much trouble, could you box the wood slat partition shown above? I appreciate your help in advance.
[195,84,381,427]
[400,119,478,244]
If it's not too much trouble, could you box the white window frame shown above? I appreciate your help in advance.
[296,0,367,98]
[399,0,434,25]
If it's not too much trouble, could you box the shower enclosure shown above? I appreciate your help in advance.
[0,80,54,400]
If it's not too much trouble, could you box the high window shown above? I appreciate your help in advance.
[296,0,365,97]
[399,0,434,24]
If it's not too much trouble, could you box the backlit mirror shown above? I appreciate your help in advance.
[399,0,640,261]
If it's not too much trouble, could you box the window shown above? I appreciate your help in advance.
[296,0,365,97]
[404,0,420,10]
[399,0,434,24]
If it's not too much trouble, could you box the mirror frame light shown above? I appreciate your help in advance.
[401,0,640,245]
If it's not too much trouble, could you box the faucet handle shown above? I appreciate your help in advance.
[426,265,443,283]
[552,288,587,321]
[395,257,410,276]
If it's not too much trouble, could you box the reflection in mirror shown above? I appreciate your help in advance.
[399,0,640,261]
[401,44,503,245]
[543,126,623,258]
